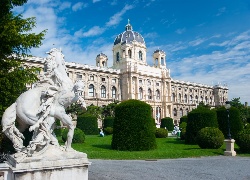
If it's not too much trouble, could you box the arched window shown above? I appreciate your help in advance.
[178,93,181,103]
[200,96,203,103]
[161,57,164,65]
[101,85,106,98]
[155,58,158,65]
[128,49,132,58]
[102,61,105,67]
[139,87,143,99]
[116,52,119,62]
[189,95,193,104]
[180,108,183,117]
[88,84,94,97]
[148,88,152,100]
[173,108,177,116]
[210,97,213,104]
[112,87,116,99]
[186,108,189,115]
[156,89,160,100]
[184,94,187,103]
[139,51,143,60]
[195,95,198,104]
[172,93,175,102]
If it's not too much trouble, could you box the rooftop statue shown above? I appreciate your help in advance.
[1,48,87,157]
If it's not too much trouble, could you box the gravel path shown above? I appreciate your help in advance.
[89,156,250,180]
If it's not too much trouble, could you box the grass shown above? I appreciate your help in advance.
[62,135,250,160]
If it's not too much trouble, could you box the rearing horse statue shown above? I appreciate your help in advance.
[1,48,86,156]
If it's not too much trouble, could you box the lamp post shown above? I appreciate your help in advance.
[224,101,236,156]
[225,101,231,139]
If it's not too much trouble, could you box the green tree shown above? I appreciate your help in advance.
[102,100,119,118]
[230,98,248,123]
[0,0,46,115]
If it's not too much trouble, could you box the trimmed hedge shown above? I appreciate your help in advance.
[235,129,250,153]
[196,127,224,149]
[180,115,188,124]
[160,117,174,131]
[216,107,243,139]
[62,128,85,143]
[104,127,113,135]
[103,117,114,128]
[155,128,168,138]
[76,114,99,135]
[179,122,187,140]
[111,99,157,151]
[185,107,218,144]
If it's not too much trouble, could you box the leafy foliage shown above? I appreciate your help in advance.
[0,0,46,116]
[111,99,157,151]
[62,128,85,144]
[179,122,187,140]
[180,115,188,124]
[185,107,218,144]
[216,107,243,139]
[76,114,99,135]
[160,117,174,131]
[196,127,224,149]
[230,97,249,123]
[103,117,114,128]
[235,129,250,153]
[155,128,168,138]
[104,127,113,135]
[102,100,119,118]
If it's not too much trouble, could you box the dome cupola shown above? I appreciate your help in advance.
[114,19,145,45]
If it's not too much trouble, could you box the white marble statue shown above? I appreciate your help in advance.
[1,48,87,156]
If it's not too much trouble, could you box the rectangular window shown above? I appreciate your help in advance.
[112,79,116,83]
[90,76,94,80]
[102,78,105,82]
[77,74,82,79]
[156,82,160,86]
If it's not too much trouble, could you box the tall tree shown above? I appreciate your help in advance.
[0,0,46,115]
[230,97,249,123]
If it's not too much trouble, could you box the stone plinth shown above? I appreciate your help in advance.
[224,139,236,156]
[0,145,91,180]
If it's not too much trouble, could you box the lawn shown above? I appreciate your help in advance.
[68,135,250,160]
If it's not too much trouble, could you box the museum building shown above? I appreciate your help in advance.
[22,21,228,125]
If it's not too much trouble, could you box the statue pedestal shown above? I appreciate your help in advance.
[0,145,91,180]
[224,139,236,156]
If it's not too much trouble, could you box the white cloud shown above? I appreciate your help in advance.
[72,2,86,12]
[188,38,206,46]
[59,2,71,11]
[79,26,105,37]
[175,28,186,34]
[105,4,134,27]
[167,31,250,103]
[216,7,226,16]
[93,0,101,3]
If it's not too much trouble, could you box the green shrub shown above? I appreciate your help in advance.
[235,129,250,153]
[155,128,168,138]
[244,123,250,129]
[62,128,85,143]
[76,114,99,135]
[111,99,157,151]
[104,127,113,135]
[179,122,187,140]
[53,119,62,137]
[103,117,114,128]
[180,116,188,124]
[196,127,224,149]
[216,107,243,139]
[185,107,218,144]
[160,117,174,131]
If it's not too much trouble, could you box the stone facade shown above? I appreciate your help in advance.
[22,21,228,124]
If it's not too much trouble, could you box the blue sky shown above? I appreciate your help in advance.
[14,0,250,104]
